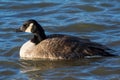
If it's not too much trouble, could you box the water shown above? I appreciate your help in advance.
[0,0,120,80]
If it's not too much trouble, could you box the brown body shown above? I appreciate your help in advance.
[24,34,113,60]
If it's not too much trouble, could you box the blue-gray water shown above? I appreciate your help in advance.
[0,0,120,80]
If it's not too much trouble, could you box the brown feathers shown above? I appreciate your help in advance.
[29,34,114,60]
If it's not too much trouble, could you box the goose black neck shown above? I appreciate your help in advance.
[31,31,46,45]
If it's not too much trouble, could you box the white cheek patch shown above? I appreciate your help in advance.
[25,23,33,33]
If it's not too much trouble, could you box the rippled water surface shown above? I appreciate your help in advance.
[0,0,120,80]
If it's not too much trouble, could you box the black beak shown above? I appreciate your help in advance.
[16,28,23,32]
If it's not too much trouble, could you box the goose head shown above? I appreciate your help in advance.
[17,19,44,33]
[17,19,46,44]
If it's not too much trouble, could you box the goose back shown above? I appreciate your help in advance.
[26,34,113,60]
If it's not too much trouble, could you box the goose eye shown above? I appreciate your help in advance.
[23,24,27,27]
[23,24,28,29]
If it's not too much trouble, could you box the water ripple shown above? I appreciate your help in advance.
[0,0,120,80]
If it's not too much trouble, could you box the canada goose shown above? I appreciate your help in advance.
[16,19,115,60]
